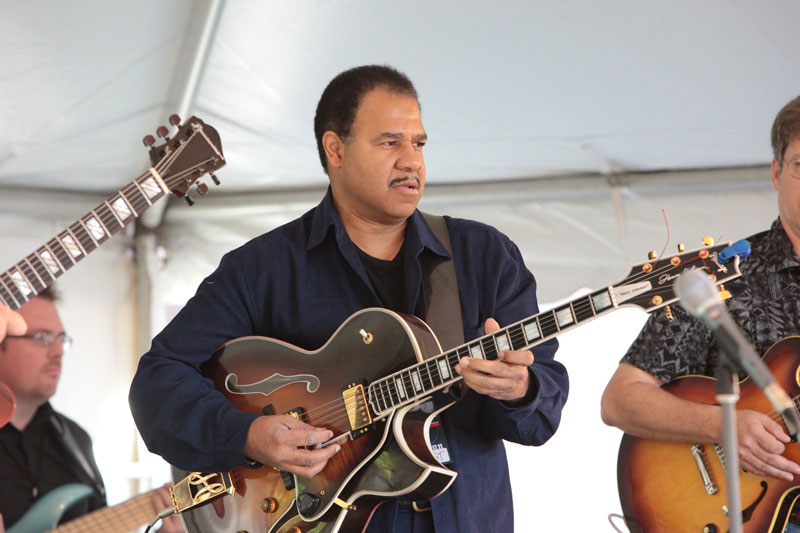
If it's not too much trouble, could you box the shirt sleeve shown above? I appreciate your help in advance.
[457,225,569,446]
[128,248,263,472]
[621,304,716,383]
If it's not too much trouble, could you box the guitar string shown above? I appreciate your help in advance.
[257,252,730,430]
[184,251,739,497]
[1,129,216,306]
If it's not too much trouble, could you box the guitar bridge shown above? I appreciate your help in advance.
[690,444,719,495]
[170,471,235,513]
[343,383,372,432]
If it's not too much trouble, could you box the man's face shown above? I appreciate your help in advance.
[329,87,427,224]
[772,136,800,248]
[0,297,65,406]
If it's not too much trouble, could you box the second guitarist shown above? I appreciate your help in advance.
[129,65,570,533]
[601,94,800,533]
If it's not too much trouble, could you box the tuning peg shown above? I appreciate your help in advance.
[677,243,685,252]
[702,236,715,246]
[169,114,181,126]
[184,195,195,207]
[196,183,209,196]
[210,173,220,185]
[142,134,156,147]
[647,250,657,260]
[156,125,170,139]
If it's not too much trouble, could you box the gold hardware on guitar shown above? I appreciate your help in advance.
[334,497,356,511]
[170,471,235,513]
[261,497,279,513]
[359,328,374,344]
[343,384,371,430]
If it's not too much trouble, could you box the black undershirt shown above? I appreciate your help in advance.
[0,403,106,527]
[356,245,405,312]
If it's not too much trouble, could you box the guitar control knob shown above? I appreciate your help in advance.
[184,195,195,207]
[677,243,685,252]
[196,183,209,196]
[297,492,321,515]
[260,497,279,513]
[702,524,718,533]
[210,172,220,185]
[156,125,170,139]
[169,114,181,126]
[142,134,156,147]
[702,236,715,246]
[647,250,657,260]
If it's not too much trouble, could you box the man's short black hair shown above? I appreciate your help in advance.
[313,64,419,174]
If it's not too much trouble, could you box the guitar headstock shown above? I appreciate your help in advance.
[143,114,225,205]
[613,240,745,313]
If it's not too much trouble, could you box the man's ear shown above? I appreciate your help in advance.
[322,131,345,170]
[771,158,781,191]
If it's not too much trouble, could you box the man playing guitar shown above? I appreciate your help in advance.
[601,95,800,532]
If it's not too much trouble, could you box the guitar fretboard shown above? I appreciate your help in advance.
[52,490,157,533]
[0,173,166,310]
[368,287,617,413]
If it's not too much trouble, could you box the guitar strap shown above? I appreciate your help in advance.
[420,212,464,351]
[48,412,106,500]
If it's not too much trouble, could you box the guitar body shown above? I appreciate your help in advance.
[618,337,800,533]
[174,465,301,533]
[8,484,94,533]
[201,308,456,529]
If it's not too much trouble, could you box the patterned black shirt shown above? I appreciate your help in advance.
[622,218,800,382]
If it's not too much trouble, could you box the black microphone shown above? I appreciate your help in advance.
[674,268,800,438]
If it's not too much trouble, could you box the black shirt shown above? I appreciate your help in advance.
[356,245,405,312]
[0,403,106,527]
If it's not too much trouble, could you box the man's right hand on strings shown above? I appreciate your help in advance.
[244,414,341,477]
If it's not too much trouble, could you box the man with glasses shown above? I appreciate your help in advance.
[0,290,183,532]
[601,94,800,532]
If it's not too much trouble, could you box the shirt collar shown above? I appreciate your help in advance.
[766,217,800,271]
[306,187,451,260]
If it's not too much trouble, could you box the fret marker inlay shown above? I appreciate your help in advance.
[438,359,451,379]
[524,321,540,341]
[85,216,107,241]
[556,308,574,327]
[60,234,83,259]
[38,250,61,277]
[140,177,163,200]
[10,271,33,297]
[411,371,422,392]
[592,292,613,311]
[470,345,483,359]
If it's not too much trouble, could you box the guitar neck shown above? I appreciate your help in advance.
[368,240,742,414]
[369,285,624,413]
[0,172,167,310]
[51,489,158,533]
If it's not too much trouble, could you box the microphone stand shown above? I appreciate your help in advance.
[715,346,743,533]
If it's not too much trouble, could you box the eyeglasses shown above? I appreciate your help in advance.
[6,332,73,351]
[781,157,800,179]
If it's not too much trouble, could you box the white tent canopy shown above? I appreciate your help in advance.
[0,1,793,530]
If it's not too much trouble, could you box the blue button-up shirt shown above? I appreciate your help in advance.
[129,188,569,532]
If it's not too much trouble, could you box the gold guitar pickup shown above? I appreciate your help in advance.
[343,383,372,431]
[170,471,235,513]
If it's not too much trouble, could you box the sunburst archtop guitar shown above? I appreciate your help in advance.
[618,336,800,533]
